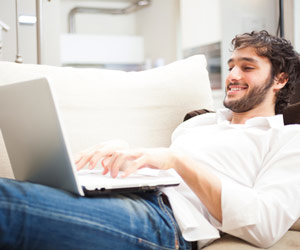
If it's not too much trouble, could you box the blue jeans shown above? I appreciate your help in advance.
[0,178,192,250]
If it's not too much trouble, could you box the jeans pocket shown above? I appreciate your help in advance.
[156,192,192,250]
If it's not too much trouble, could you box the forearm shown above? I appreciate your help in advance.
[171,151,222,222]
[78,143,222,222]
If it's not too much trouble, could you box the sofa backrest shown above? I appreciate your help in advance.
[0,55,214,178]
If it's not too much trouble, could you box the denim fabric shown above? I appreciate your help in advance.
[0,178,192,250]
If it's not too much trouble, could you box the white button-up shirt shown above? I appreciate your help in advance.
[163,108,300,248]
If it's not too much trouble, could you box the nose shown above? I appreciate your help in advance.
[227,66,242,83]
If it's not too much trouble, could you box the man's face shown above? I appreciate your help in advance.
[223,47,275,113]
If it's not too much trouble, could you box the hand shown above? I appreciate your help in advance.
[74,140,130,171]
[102,147,176,178]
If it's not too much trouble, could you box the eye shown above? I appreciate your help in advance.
[242,66,254,71]
[228,65,234,71]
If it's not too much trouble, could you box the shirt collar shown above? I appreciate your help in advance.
[216,108,284,128]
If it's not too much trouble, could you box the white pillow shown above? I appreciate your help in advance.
[0,55,214,178]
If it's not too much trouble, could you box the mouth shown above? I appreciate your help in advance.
[227,84,248,94]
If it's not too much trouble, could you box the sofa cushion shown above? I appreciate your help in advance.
[291,218,300,231]
[0,55,214,178]
[183,109,214,121]
[203,231,300,249]
[283,102,300,125]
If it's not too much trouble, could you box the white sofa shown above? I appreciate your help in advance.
[0,56,299,249]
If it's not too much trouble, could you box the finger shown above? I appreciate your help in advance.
[74,156,82,164]
[88,153,106,170]
[108,152,125,178]
[76,154,93,170]
[78,148,115,171]
[101,157,110,175]
[108,150,137,178]
[74,152,87,164]
[74,146,95,159]
[74,147,97,170]
[88,148,117,171]
[121,156,146,178]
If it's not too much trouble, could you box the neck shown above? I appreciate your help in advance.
[230,106,275,124]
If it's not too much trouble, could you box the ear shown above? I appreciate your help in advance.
[273,72,288,91]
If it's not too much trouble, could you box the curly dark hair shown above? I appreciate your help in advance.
[231,30,300,114]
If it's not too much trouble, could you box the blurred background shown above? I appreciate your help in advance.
[0,0,299,109]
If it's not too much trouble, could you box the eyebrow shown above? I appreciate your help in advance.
[227,57,259,64]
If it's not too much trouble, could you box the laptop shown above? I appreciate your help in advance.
[0,78,180,196]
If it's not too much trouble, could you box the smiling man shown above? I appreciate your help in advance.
[0,31,300,250]
[224,47,276,116]
[224,32,296,123]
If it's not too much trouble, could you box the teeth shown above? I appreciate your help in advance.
[230,88,243,91]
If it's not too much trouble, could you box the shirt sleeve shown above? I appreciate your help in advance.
[218,126,300,248]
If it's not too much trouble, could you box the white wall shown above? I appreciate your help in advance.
[60,0,179,67]
[220,0,278,88]
[60,0,136,35]
[180,0,221,50]
[59,0,141,67]
[136,0,179,66]
[0,0,286,71]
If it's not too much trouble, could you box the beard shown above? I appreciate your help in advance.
[223,76,274,113]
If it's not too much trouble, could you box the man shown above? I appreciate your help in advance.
[0,30,300,250]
